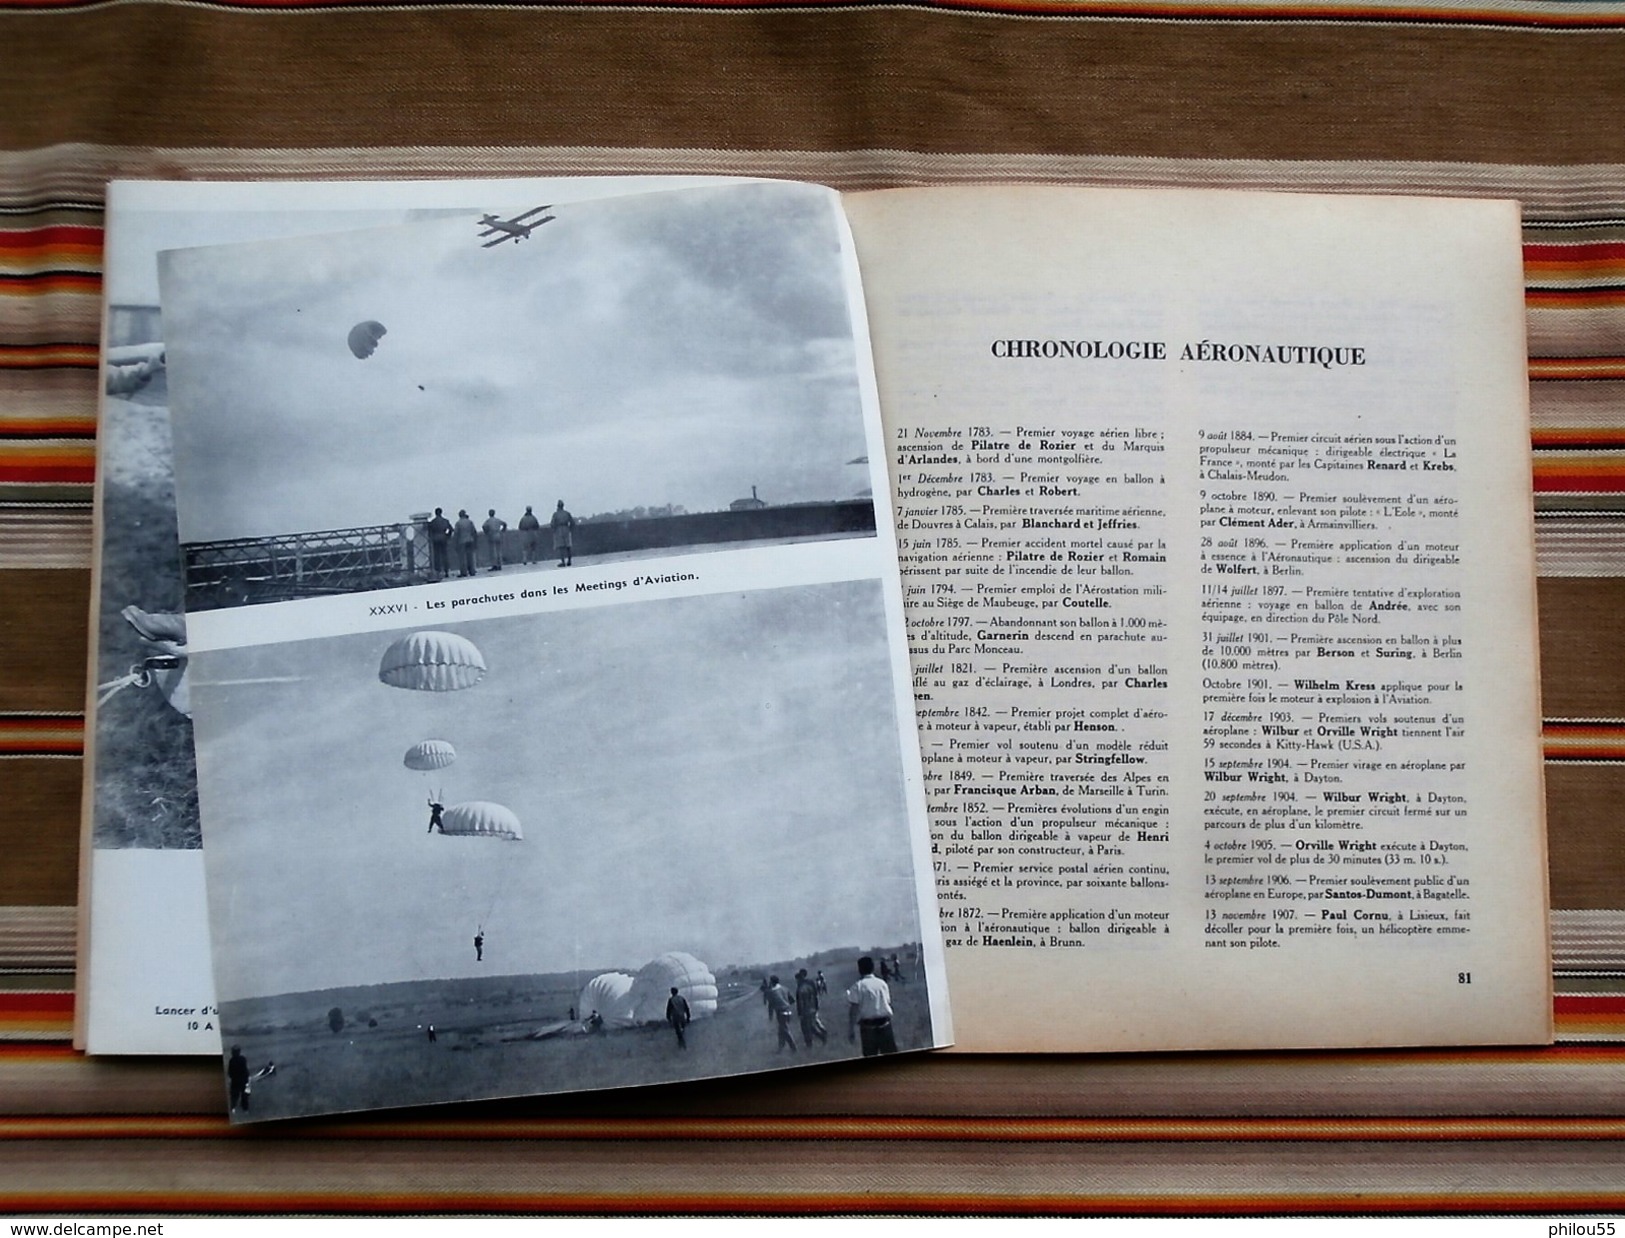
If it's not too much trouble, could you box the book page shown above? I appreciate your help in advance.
[152,180,950,1117]
[77,174,787,1054]
[844,186,1550,1051]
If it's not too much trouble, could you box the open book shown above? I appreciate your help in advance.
[80,177,1550,1099]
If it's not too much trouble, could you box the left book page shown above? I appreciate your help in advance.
[73,174,918,1056]
[154,180,948,1120]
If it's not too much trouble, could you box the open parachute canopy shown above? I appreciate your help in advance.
[403,739,456,772]
[378,630,486,692]
[628,952,718,1024]
[346,320,387,360]
[438,801,522,841]
[577,972,637,1028]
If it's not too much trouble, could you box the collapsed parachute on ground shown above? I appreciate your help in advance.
[577,972,637,1028]
[403,739,457,771]
[628,952,717,1024]
[347,320,387,359]
[378,631,486,692]
[438,801,522,841]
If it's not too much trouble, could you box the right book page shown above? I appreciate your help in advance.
[843,185,1552,1052]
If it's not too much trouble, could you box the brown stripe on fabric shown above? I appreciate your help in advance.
[1552,909,1625,971]
[0,760,78,905]
[0,369,99,424]
[15,1113,1625,1142]
[3,1137,1625,1213]
[0,569,87,711]
[1538,578,1625,717]
[1547,763,1625,911]
[1528,307,1625,357]
[1532,381,1625,429]
[0,291,100,345]
[0,906,74,970]
[4,12,1625,162]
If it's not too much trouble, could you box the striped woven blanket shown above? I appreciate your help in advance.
[3,0,1625,1212]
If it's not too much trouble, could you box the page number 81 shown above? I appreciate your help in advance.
[1458,972,1472,984]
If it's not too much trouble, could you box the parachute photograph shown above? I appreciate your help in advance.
[403,740,456,772]
[379,630,487,692]
[346,319,387,360]
[158,181,884,611]
[188,579,945,1121]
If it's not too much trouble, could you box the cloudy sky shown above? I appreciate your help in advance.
[191,581,925,1001]
[159,183,872,544]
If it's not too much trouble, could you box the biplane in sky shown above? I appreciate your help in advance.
[476,206,555,247]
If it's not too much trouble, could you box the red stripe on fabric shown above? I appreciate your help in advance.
[1533,472,1625,493]
[1526,243,1625,262]
[1556,995,1625,1016]
[0,992,73,1016]
[0,226,101,247]
[0,462,95,484]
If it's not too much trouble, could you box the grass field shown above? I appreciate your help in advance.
[91,388,201,850]
[220,949,933,1120]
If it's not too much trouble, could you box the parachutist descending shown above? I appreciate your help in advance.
[474,930,484,963]
[347,320,386,360]
[427,798,444,834]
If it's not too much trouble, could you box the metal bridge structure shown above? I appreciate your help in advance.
[182,522,432,611]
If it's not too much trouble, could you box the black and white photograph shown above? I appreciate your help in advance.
[159,181,880,611]
[190,580,943,1121]
[94,205,473,851]
[79,180,745,1054]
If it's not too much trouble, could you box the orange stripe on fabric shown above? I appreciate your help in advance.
[0,417,98,438]
[0,273,101,294]
[1533,430,1625,449]
[1530,358,1625,381]
[1527,354,1618,378]
[1533,463,1625,493]
[1545,723,1625,760]
[1528,289,1625,310]
[0,248,100,267]
[0,345,97,367]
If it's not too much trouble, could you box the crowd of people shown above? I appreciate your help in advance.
[421,500,577,578]
[411,952,912,1065]
[756,954,904,1057]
